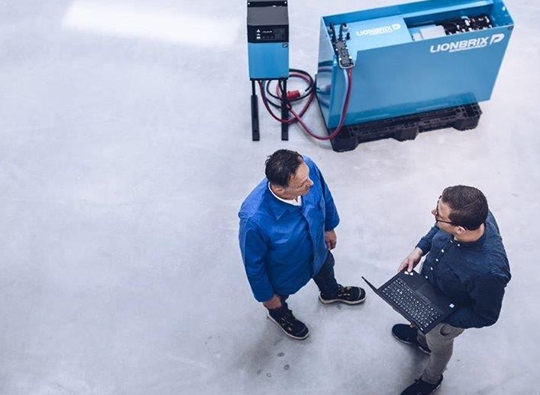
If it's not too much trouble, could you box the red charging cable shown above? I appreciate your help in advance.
[257,73,314,125]
[258,68,353,141]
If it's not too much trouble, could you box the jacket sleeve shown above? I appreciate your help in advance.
[239,218,274,302]
[445,271,509,329]
[306,157,339,231]
[416,226,439,255]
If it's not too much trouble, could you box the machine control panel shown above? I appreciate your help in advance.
[248,26,289,43]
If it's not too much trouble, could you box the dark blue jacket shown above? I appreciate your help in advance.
[417,212,511,329]
[238,157,339,302]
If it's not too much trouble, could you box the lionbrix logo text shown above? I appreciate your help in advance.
[430,33,505,53]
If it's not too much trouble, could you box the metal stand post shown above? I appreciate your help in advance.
[251,80,260,141]
[280,79,289,141]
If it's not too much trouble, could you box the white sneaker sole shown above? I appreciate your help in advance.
[318,293,366,305]
[266,313,310,340]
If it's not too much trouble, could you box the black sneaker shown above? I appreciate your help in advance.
[392,324,431,354]
[319,285,366,305]
[267,310,309,340]
[400,376,443,395]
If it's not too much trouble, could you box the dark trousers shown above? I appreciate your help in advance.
[268,251,340,319]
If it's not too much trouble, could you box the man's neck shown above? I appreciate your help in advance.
[270,184,299,202]
[455,223,485,243]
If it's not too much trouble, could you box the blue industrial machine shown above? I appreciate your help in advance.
[247,0,514,151]
[247,0,289,80]
[317,0,514,150]
[247,0,290,141]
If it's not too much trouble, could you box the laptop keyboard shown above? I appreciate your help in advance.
[382,278,443,329]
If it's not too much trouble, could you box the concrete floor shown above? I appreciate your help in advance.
[1,0,539,394]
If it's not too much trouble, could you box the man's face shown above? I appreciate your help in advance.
[284,162,314,197]
[431,197,456,234]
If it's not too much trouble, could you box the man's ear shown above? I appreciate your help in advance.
[455,226,467,236]
[271,183,285,194]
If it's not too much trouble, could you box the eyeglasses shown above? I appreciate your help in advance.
[434,196,456,226]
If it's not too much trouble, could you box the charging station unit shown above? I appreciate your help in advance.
[247,0,290,141]
[247,0,514,151]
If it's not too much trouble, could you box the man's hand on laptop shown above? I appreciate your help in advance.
[398,247,423,273]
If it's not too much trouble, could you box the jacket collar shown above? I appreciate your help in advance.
[265,186,300,220]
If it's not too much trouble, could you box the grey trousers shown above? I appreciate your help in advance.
[417,323,465,384]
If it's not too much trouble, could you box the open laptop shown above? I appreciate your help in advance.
[362,270,456,334]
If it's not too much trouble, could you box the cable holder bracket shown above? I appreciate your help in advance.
[328,23,355,69]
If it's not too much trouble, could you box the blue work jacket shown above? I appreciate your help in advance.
[238,157,340,302]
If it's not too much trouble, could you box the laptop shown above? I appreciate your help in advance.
[362,270,456,334]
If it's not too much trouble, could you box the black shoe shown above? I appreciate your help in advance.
[267,310,309,340]
[319,285,366,305]
[400,376,443,395]
[392,324,431,354]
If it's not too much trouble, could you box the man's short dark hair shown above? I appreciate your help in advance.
[441,185,489,230]
[265,149,303,187]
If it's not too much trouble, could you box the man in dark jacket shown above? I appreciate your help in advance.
[393,185,511,395]
[238,149,365,340]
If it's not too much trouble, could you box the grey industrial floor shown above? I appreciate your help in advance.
[1,1,539,394]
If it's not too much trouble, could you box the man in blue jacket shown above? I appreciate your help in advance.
[393,185,511,395]
[238,149,365,340]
